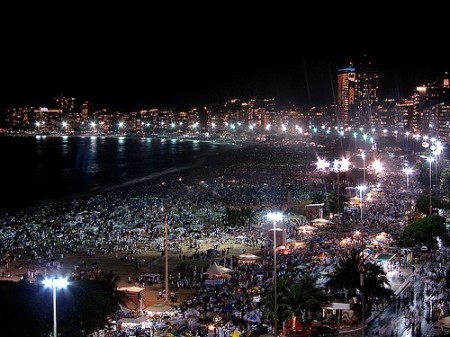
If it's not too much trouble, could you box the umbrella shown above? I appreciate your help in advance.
[295,264,308,269]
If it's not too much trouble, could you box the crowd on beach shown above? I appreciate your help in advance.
[0,143,447,336]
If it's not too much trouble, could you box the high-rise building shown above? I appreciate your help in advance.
[337,65,356,127]
[396,99,415,131]
[81,101,93,124]
[337,56,379,128]
[355,57,379,127]
[54,94,76,113]
[436,103,450,142]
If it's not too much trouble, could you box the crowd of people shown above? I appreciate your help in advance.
[0,143,444,336]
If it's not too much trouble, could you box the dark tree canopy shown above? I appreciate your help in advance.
[399,214,448,247]
[0,271,123,337]
[326,248,394,305]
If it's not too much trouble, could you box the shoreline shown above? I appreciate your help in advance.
[0,131,245,144]
[0,137,242,216]
[0,159,206,217]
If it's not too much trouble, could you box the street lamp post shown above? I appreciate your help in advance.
[267,212,283,337]
[43,277,69,337]
[332,158,350,224]
[164,212,169,303]
[427,157,434,215]
[403,166,413,190]
[334,160,341,223]
[361,151,366,187]
[357,185,366,224]
[161,205,170,303]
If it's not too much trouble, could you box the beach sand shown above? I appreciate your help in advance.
[3,239,262,309]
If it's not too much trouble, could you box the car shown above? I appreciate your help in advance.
[310,325,339,337]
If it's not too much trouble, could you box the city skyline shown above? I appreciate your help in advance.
[3,3,450,111]
[2,48,447,112]
[2,11,449,112]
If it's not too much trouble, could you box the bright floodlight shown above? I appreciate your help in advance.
[403,167,413,175]
[357,185,367,192]
[332,158,349,172]
[315,158,330,171]
[433,141,443,155]
[43,277,68,289]
[340,158,350,171]
[267,212,283,223]
[332,159,339,171]
[371,159,384,174]
[43,277,69,337]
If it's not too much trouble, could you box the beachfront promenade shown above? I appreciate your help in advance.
[341,252,450,337]
[337,260,417,337]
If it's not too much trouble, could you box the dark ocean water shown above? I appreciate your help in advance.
[0,135,235,213]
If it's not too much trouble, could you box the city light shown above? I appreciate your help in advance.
[403,166,413,189]
[357,185,367,223]
[43,277,69,337]
[332,158,350,223]
[371,159,384,175]
[315,158,330,171]
[266,211,283,336]
[427,156,434,215]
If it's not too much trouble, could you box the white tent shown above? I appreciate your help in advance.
[311,218,335,225]
[236,254,263,265]
[298,225,318,232]
[203,262,231,277]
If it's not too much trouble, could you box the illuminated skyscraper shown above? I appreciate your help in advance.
[355,57,379,127]
[337,65,356,127]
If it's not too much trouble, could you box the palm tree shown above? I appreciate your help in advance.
[276,274,332,327]
[240,207,256,230]
[326,248,394,318]
[93,271,128,309]
[225,207,256,230]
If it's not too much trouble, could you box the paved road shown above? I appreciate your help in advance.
[338,260,443,337]
[365,262,448,337]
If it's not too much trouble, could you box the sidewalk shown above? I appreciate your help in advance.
[339,260,421,337]
[366,260,422,323]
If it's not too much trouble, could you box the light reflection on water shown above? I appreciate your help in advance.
[1,136,234,213]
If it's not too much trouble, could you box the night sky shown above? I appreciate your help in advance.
[1,10,448,111]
